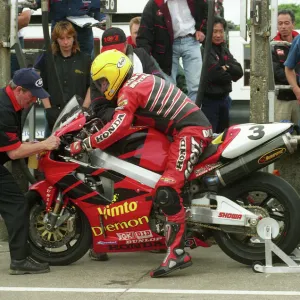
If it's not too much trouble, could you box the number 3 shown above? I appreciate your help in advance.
[248,125,265,140]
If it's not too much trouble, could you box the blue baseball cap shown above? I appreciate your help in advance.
[13,68,50,99]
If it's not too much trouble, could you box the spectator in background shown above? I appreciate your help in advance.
[285,34,300,111]
[36,0,105,57]
[273,10,300,125]
[137,0,207,102]
[34,21,91,136]
[11,9,34,77]
[201,17,243,133]
[127,16,141,48]
[215,0,224,18]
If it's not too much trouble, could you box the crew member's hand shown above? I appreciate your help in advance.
[292,86,300,104]
[195,30,205,42]
[43,136,61,150]
[70,141,83,156]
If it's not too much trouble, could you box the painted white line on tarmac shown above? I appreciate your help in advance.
[0,287,300,296]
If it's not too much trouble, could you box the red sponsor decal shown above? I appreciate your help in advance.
[6,132,18,141]
[218,212,243,220]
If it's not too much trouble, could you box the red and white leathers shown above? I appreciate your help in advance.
[76,73,213,277]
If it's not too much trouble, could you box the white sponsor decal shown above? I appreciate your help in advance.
[117,57,126,68]
[194,163,222,177]
[117,230,153,241]
[95,114,126,143]
[202,129,213,138]
[176,137,186,171]
[184,138,202,179]
[97,241,118,245]
[35,78,43,87]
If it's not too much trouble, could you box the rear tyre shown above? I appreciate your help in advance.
[214,172,300,265]
[26,191,92,266]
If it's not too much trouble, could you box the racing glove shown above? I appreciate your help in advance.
[70,141,83,156]
[70,138,92,156]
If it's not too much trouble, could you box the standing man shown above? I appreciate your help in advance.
[137,0,207,102]
[36,0,105,57]
[0,68,60,274]
[272,10,300,124]
[127,17,141,48]
[201,17,243,133]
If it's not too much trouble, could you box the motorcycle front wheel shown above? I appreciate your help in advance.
[214,171,300,265]
[26,191,92,266]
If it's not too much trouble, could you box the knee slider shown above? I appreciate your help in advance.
[155,187,181,216]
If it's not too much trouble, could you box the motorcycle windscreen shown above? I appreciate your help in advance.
[52,95,82,133]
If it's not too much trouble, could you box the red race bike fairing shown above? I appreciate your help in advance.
[26,96,300,267]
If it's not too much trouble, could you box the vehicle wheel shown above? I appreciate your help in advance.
[252,261,264,273]
[26,191,92,266]
[214,172,300,266]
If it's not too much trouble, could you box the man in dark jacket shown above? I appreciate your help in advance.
[201,16,243,133]
[137,0,207,102]
[272,9,300,124]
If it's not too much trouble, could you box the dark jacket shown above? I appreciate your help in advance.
[36,0,101,22]
[136,0,207,76]
[91,47,163,123]
[272,31,299,101]
[35,51,91,108]
[0,87,22,165]
[204,43,243,99]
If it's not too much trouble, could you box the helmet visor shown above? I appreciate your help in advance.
[94,77,110,94]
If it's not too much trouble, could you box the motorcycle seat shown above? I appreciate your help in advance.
[197,143,219,163]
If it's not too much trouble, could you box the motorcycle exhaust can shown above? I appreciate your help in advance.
[215,133,297,187]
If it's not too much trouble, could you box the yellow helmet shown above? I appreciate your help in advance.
[91,49,133,100]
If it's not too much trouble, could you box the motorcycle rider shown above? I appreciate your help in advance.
[69,50,213,278]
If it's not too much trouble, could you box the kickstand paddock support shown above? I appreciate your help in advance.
[253,225,300,273]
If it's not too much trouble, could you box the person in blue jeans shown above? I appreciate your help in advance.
[201,17,243,133]
[137,0,207,102]
[36,0,106,58]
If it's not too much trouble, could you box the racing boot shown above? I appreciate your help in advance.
[150,211,192,278]
[88,249,109,261]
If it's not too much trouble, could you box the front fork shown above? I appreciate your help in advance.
[43,191,74,231]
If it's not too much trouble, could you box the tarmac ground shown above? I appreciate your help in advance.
[1,241,300,300]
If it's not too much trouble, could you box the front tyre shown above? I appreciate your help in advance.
[26,191,92,266]
[214,172,300,265]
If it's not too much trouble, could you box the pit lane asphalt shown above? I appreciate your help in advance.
[1,241,300,300]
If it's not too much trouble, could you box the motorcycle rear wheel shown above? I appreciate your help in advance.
[214,172,300,265]
[26,191,92,266]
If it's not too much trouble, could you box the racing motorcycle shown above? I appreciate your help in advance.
[26,96,300,266]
